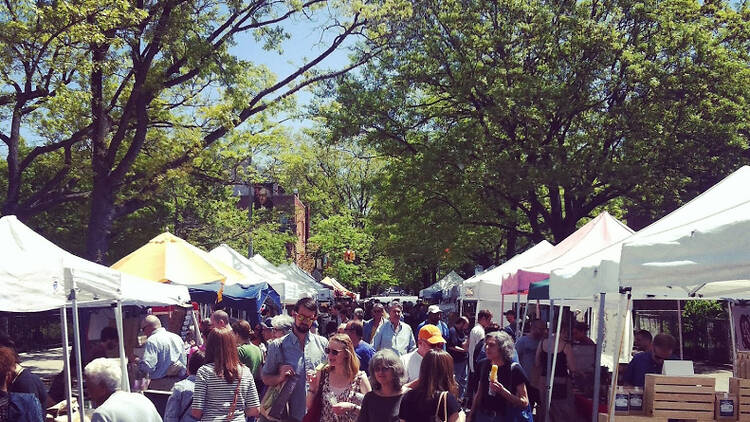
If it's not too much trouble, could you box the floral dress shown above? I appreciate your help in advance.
[320,370,366,422]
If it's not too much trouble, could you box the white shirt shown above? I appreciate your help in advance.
[400,350,423,383]
[92,390,162,422]
[467,324,485,373]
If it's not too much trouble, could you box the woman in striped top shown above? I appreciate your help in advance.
[192,327,260,422]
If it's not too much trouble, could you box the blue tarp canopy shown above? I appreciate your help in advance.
[189,282,281,326]
[527,279,549,300]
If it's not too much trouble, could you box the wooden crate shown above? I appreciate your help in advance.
[644,374,716,420]
[729,377,750,421]
[597,413,668,422]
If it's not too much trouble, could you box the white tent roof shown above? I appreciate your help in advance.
[461,241,553,301]
[419,270,464,299]
[550,166,750,299]
[0,215,190,312]
[619,166,750,297]
[209,245,324,304]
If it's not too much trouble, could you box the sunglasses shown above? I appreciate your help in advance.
[325,347,343,356]
[296,314,315,324]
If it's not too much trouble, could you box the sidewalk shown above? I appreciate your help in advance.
[19,347,64,380]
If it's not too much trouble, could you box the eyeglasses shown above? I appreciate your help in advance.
[325,347,343,356]
[296,314,315,324]
[373,366,391,373]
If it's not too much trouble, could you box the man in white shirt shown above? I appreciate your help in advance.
[371,301,416,356]
[465,309,492,406]
[85,358,161,422]
[400,324,446,382]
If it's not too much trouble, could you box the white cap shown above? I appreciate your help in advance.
[427,305,441,314]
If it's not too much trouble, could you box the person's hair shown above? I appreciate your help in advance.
[0,347,16,388]
[371,303,384,312]
[388,301,402,312]
[143,314,162,330]
[653,333,676,351]
[211,310,229,325]
[504,309,516,317]
[636,329,653,342]
[271,315,294,332]
[477,310,493,321]
[0,334,15,350]
[484,323,501,335]
[415,350,458,399]
[486,331,515,363]
[354,308,365,319]
[188,350,206,375]
[368,349,405,391]
[530,319,546,330]
[84,358,122,393]
[573,322,588,332]
[328,334,359,378]
[100,326,118,342]
[347,320,363,338]
[232,320,253,341]
[457,316,469,326]
[205,327,240,383]
[294,297,318,314]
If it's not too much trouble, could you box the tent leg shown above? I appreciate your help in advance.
[592,293,606,422]
[729,301,737,376]
[66,268,86,422]
[536,300,540,318]
[544,300,555,422]
[501,294,505,318]
[115,301,130,392]
[547,300,565,422]
[520,296,530,336]
[516,290,521,338]
[677,300,684,360]
[60,307,73,422]
[607,293,631,422]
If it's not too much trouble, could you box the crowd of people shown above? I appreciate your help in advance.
[0,298,681,422]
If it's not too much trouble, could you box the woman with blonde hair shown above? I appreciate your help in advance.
[192,327,260,421]
[398,350,463,422]
[308,333,371,422]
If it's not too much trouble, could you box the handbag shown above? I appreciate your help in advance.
[433,391,448,422]
[258,382,287,422]
[301,370,326,422]
[226,373,242,421]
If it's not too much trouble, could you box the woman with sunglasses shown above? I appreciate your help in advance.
[357,350,406,422]
[398,349,464,422]
[308,334,371,422]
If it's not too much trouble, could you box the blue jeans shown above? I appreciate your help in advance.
[453,359,468,399]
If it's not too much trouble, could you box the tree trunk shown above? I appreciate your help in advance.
[2,106,22,216]
[85,181,116,263]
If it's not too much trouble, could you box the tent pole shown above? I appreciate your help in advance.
[729,301,737,375]
[677,300,684,360]
[608,293,631,422]
[547,301,565,422]
[60,307,73,422]
[536,300,540,318]
[516,290,521,338]
[66,268,86,422]
[544,299,555,422]
[591,293,606,422]
[501,294,505,318]
[520,296,530,336]
[115,300,130,392]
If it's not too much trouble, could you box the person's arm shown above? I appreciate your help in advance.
[372,324,383,351]
[260,341,294,387]
[243,367,261,418]
[563,342,577,373]
[359,371,372,393]
[306,369,323,409]
[191,368,207,420]
[163,385,182,422]
[406,326,416,353]
[138,341,157,377]
[494,381,529,408]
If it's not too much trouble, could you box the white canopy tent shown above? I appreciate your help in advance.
[0,215,190,422]
[419,270,464,300]
[209,245,326,304]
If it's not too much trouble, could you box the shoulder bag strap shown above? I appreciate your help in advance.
[442,391,448,422]
[226,367,243,421]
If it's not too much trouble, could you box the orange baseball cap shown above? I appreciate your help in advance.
[419,324,446,345]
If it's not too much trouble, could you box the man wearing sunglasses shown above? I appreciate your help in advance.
[262,297,328,422]
[622,333,678,387]
[400,324,447,382]
[363,303,385,343]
